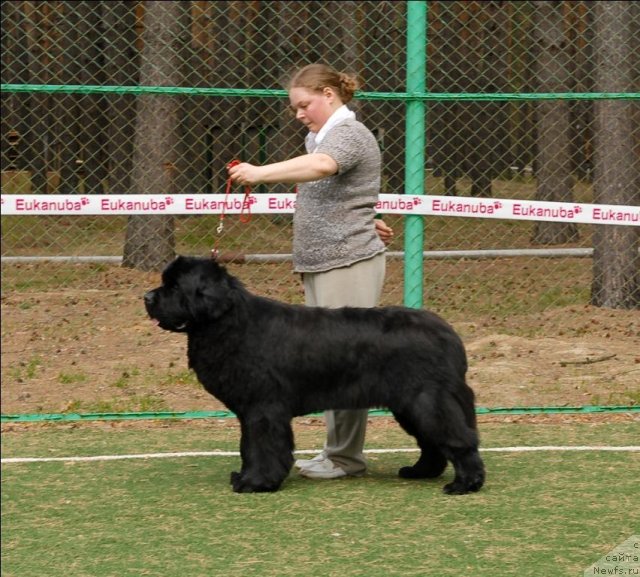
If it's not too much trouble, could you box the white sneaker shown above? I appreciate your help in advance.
[294,452,327,469]
[298,457,347,479]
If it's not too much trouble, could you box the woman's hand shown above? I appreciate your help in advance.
[375,218,394,246]
[228,162,264,186]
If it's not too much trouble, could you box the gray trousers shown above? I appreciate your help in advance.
[302,252,386,474]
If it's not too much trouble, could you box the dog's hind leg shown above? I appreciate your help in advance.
[392,391,485,494]
[393,410,448,479]
[437,393,485,495]
[230,408,294,493]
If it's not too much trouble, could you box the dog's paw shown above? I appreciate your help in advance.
[231,471,256,492]
[398,459,447,479]
[230,471,281,493]
[442,481,469,495]
[442,473,484,495]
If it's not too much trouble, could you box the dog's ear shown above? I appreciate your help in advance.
[162,255,191,286]
[188,259,236,321]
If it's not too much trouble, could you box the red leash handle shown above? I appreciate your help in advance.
[225,159,252,224]
[212,159,252,258]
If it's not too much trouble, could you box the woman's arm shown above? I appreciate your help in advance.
[228,154,338,185]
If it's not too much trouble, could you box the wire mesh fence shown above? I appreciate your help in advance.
[1,1,639,370]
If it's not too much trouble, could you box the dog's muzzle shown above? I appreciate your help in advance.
[144,291,156,308]
[144,290,188,332]
[144,290,159,319]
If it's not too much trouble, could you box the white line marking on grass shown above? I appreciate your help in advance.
[1,446,639,464]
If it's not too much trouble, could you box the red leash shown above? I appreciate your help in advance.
[212,159,253,258]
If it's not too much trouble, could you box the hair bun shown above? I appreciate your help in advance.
[339,72,360,94]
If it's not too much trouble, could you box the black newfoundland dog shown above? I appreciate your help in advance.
[145,256,485,495]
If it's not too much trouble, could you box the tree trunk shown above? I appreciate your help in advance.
[570,2,595,182]
[272,0,312,195]
[510,2,536,180]
[57,2,83,193]
[429,3,466,193]
[76,1,108,194]
[360,1,405,194]
[207,1,248,194]
[103,0,138,194]
[467,1,510,197]
[24,1,50,193]
[0,0,29,172]
[591,1,640,309]
[122,1,186,272]
[532,1,579,244]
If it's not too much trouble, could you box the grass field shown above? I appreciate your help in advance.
[2,419,638,577]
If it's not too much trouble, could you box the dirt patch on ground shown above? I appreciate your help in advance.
[464,328,639,407]
[2,266,639,417]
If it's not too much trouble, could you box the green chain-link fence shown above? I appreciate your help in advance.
[1,1,639,416]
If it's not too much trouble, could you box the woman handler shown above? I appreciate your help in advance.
[228,63,393,479]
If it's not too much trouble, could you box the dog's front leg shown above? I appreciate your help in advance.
[230,409,294,493]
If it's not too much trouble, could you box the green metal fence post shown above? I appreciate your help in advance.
[403,0,427,308]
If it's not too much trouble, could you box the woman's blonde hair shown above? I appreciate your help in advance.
[288,63,360,103]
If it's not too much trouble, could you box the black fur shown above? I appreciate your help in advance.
[144,256,485,494]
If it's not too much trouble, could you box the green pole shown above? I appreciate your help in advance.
[403,0,427,308]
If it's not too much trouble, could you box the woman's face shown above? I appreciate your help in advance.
[289,86,340,133]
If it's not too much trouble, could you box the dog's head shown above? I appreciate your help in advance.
[144,256,239,332]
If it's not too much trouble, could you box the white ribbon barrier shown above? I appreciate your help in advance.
[2,193,639,225]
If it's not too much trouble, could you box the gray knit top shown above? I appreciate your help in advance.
[292,118,386,273]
